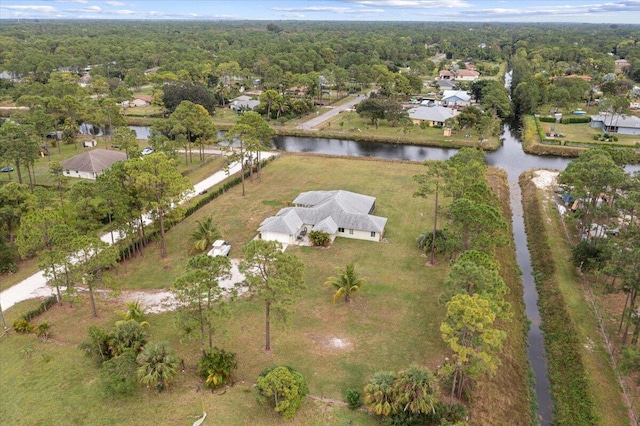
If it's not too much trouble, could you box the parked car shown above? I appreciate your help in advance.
[1,166,14,173]
[207,240,231,257]
[141,147,154,156]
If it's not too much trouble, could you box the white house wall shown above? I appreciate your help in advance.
[63,170,97,180]
[336,228,381,242]
[260,231,294,245]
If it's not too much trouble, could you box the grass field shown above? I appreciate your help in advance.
[0,155,531,425]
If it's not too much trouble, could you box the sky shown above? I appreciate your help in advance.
[1,0,640,24]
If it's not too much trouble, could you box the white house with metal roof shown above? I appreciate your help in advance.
[407,105,455,127]
[441,90,472,108]
[590,113,640,135]
[258,190,387,245]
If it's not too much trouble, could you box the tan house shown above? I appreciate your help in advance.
[61,148,127,180]
[455,69,480,81]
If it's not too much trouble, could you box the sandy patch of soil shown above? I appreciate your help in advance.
[306,332,354,352]
[532,170,559,190]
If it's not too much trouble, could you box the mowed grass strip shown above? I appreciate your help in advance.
[543,189,631,426]
[2,155,455,424]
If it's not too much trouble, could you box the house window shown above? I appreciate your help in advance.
[371,231,376,238]
[349,229,354,235]
[338,227,345,233]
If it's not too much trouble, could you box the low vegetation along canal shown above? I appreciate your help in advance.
[132,123,639,424]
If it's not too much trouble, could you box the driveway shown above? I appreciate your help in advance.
[295,93,370,130]
[0,152,275,312]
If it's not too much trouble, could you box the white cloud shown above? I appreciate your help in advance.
[1,5,57,12]
[114,9,135,15]
[345,0,472,8]
[272,5,383,14]
[105,1,125,6]
[55,0,88,3]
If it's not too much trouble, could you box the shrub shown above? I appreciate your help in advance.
[539,116,556,123]
[345,388,362,410]
[20,295,57,322]
[110,320,148,357]
[100,350,138,397]
[309,230,331,247]
[198,347,238,390]
[35,321,51,341]
[79,325,112,364]
[13,318,34,334]
[255,365,309,420]
[416,230,447,254]
[571,240,609,272]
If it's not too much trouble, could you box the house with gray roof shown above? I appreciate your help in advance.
[258,190,387,245]
[407,105,455,127]
[590,113,640,135]
[230,95,260,113]
[61,148,127,180]
[441,90,472,108]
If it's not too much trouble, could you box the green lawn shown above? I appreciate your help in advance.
[534,182,632,425]
[1,155,453,424]
[539,121,640,147]
[0,155,530,425]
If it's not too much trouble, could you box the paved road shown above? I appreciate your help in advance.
[0,151,277,312]
[295,94,369,130]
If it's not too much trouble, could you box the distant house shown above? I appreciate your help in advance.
[121,98,149,108]
[590,113,640,135]
[615,59,630,74]
[441,90,472,108]
[61,148,127,180]
[144,66,159,75]
[258,190,387,245]
[436,79,458,91]
[407,105,455,127]
[438,70,455,80]
[230,95,260,112]
[454,69,480,81]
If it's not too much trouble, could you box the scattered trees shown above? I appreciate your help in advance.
[240,239,305,351]
[172,254,233,352]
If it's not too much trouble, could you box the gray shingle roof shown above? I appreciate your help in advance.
[258,209,303,234]
[591,113,640,129]
[260,190,387,235]
[407,106,454,123]
[61,148,127,174]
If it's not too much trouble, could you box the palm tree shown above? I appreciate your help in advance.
[136,342,180,392]
[325,262,366,303]
[189,217,221,254]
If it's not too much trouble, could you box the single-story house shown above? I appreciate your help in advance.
[121,98,149,108]
[590,113,640,135]
[61,148,127,180]
[407,105,455,127]
[441,90,472,108]
[438,70,455,80]
[230,95,260,112]
[454,69,480,81]
[258,190,387,245]
[436,79,458,90]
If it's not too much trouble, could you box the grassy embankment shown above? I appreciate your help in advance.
[521,115,640,159]
[468,167,533,426]
[520,172,630,425]
[1,155,530,425]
